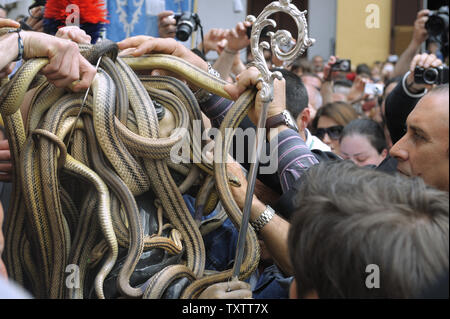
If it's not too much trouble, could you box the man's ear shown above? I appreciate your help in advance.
[297,107,311,131]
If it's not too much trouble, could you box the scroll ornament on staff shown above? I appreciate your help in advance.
[231,0,315,281]
[246,0,316,103]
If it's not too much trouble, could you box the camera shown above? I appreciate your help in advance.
[426,6,449,58]
[331,59,351,72]
[426,6,449,37]
[174,12,201,42]
[414,65,449,85]
[364,83,384,96]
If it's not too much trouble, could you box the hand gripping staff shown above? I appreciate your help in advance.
[231,0,315,282]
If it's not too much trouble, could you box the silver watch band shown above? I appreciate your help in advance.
[194,63,220,103]
[250,205,275,233]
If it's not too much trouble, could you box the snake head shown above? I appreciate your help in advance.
[81,39,119,64]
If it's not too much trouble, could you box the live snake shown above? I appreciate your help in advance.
[0,32,260,299]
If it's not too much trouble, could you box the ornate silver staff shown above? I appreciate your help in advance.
[231,0,315,281]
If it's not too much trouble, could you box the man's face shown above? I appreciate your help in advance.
[313,56,324,71]
[390,92,449,191]
[301,75,322,90]
[0,8,7,19]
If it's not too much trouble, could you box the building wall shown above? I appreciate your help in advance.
[336,0,392,67]
[196,0,248,60]
[307,0,337,60]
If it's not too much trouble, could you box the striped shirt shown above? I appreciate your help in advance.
[201,95,319,192]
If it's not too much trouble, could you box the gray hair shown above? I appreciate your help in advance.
[288,161,449,298]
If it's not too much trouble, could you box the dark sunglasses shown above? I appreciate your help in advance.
[315,125,344,140]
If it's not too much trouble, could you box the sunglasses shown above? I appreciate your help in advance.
[315,125,344,140]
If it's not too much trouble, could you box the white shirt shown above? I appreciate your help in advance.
[304,128,331,152]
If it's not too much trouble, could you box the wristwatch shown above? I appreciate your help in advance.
[194,63,221,103]
[250,205,275,233]
[266,110,298,131]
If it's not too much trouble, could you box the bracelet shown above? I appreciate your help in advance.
[8,28,24,62]
[250,205,275,233]
[402,71,427,98]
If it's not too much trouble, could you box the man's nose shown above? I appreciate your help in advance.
[390,139,408,161]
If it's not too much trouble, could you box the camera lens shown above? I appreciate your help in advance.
[426,16,446,36]
[340,60,349,71]
[176,23,193,41]
[423,68,439,84]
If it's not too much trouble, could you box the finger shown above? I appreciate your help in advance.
[225,289,253,299]
[132,38,179,57]
[0,18,20,28]
[0,150,11,161]
[0,139,9,149]
[72,57,96,92]
[225,68,260,99]
[417,9,430,19]
[423,54,437,68]
[410,54,425,72]
[158,10,174,20]
[0,163,12,173]
[431,58,443,68]
[117,36,154,50]
[33,19,44,32]
[228,280,251,291]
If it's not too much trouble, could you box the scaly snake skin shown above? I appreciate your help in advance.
[0,33,260,299]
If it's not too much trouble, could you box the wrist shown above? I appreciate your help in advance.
[250,198,267,222]
[223,47,238,55]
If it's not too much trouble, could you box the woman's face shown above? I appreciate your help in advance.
[340,133,387,167]
[317,115,342,154]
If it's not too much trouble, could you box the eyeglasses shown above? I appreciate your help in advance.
[315,125,344,140]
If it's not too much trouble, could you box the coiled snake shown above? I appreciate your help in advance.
[0,34,260,299]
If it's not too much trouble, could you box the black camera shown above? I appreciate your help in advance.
[426,6,449,37]
[414,65,449,85]
[331,59,351,72]
[174,12,201,42]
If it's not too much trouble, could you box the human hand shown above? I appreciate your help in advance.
[406,53,443,92]
[347,75,371,103]
[225,21,252,52]
[25,7,44,32]
[0,18,20,28]
[158,11,176,38]
[225,67,286,126]
[201,28,228,54]
[118,36,208,90]
[0,62,15,79]
[22,32,97,91]
[55,26,92,44]
[198,281,252,299]
[323,56,337,81]
[226,159,251,210]
[0,139,12,182]
[412,9,430,47]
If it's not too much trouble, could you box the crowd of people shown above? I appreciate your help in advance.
[0,1,448,299]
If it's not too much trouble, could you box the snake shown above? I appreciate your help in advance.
[0,31,260,299]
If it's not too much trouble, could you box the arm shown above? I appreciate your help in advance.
[392,9,429,78]
[385,53,442,144]
[320,56,337,105]
[213,21,251,81]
